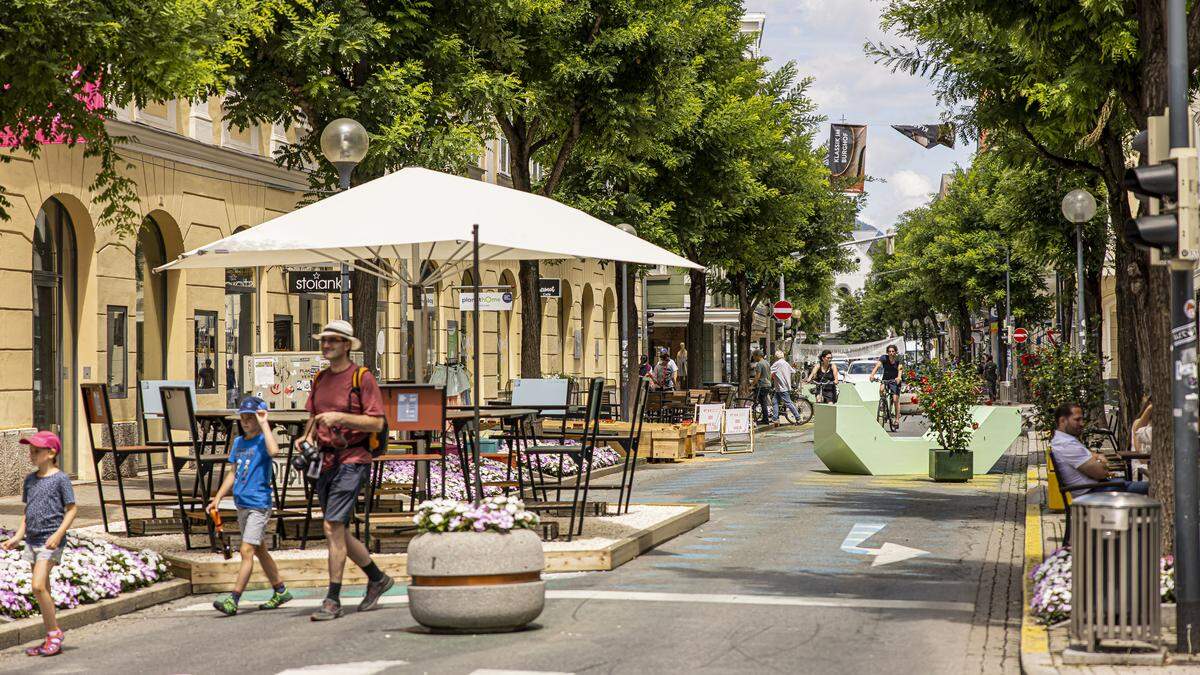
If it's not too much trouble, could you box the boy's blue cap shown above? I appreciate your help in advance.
[237,396,268,414]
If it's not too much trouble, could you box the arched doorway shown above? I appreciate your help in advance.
[32,198,78,473]
[580,284,595,377]
[224,227,256,406]
[498,269,517,390]
[557,283,573,375]
[136,218,169,389]
[602,288,616,383]
[415,261,441,380]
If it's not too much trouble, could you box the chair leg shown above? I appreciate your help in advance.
[93,452,111,533]
[301,479,315,550]
[145,455,158,519]
[113,454,133,534]
[172,458,194,551]
[576,452,596,538]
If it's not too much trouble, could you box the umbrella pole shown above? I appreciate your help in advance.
[471,223,484,504]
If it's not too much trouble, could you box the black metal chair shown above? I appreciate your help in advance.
[524,377,606,540]
[159,385,230,550]
[81,383,205,535]
[1047,444,1124,542]
[571,375,650,515]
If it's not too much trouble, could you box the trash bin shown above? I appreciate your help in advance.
[1069,492,1162,651]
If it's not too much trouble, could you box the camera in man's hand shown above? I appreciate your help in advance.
[292,439,320,472]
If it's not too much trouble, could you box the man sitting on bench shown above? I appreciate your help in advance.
[1050,402,1148,495]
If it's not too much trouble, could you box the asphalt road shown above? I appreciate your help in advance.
[0,418,1026,675]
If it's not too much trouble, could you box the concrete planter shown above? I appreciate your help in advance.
[406,529,545,632]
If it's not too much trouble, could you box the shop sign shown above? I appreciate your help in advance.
[459,291,514,311]
[288,270,349,294]
[538,279,562,298]
[225,268,256,294]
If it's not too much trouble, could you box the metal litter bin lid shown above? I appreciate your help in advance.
[1072,492,1160,509]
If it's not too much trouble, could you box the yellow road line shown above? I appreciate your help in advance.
[1021,464,1050,655]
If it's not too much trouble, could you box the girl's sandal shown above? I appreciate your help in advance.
[26,630,63,656]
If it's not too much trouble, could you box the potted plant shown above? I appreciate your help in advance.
[918,359,982,482]
[1021,342,1106,441]
[405,496,545,632]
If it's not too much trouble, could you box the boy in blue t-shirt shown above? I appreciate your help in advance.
[208,396,291,615]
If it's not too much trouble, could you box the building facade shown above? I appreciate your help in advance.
[0,98,624,492]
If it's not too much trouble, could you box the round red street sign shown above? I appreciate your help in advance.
[1013,327,1028,344]
[773,300,793,321]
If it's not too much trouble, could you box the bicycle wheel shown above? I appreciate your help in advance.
[876,397,888,427]
[794,397,814,425]
[888,396,899,431]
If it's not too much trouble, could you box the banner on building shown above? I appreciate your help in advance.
[288,270,349,294]
[829,123,867,193]
[458,290,514,311]
[891,123,955,149]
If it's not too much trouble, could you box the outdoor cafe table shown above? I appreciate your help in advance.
[197,409,311,508]
[445,408,542,501]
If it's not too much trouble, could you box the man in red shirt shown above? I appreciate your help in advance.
[301,320,391,621]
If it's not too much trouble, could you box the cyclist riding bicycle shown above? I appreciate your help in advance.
[805,349,840,403]
[869,344,904,423]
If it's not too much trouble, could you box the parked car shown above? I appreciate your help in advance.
[843,360,876,384]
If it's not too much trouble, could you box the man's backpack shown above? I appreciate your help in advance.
[312,366,389,457]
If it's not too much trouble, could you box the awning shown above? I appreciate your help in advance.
[156,167,701,277]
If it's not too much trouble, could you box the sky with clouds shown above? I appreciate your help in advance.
[749,0,975,231]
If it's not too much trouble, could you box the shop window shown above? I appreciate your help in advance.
[106,306,129,398]
[274,315,295,351]
[194,311,219,392]
[499,137,511,176]
[299,297,326,351]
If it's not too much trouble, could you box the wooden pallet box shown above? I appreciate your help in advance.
[649,425,689,460]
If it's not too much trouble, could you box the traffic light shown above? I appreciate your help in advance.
[1124,112,1200,261]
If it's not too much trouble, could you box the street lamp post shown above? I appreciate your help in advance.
[924,316,934,363]
[320,118,370,320]
[902,319,911,364]
[1060,189,1096,352]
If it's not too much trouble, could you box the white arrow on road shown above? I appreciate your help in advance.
[840,523,929,567]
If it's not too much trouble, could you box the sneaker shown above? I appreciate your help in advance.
[359,574,394,612]
[310,598,343,621]
[259,589,293,610]
[212,595,238,616]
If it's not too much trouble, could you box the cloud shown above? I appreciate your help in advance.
[890,169,936,210]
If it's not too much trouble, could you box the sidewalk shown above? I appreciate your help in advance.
[1020,433,1200,673]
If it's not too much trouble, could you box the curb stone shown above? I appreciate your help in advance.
[1019,433,1058,675]
[0,577,191,651]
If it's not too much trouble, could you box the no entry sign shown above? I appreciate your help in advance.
[1013,327,1028,344]
[773,300,793,321]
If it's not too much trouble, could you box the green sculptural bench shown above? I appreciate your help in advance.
[812,383,1021,475]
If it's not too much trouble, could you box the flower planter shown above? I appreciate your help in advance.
[929,448,973,482]
[406,529,545,632]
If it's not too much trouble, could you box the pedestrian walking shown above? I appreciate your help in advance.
[2,431,76,657]
[300,320,393,621]
[805,350,840,403]
[208,397,292,615]
[651,350,677,391]
[676,342,688,386]
[770,351,802,424]
[750,351,773,425]
[638,355,652,379]
[982,355,998,401]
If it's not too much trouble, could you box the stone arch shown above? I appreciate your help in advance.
[602,287,616,384]
[581,284,595,377]
[139,209,187,383]
[498,268,518,390]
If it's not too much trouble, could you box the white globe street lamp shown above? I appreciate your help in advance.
[320,118,370,319]
[1061,189,1097,351]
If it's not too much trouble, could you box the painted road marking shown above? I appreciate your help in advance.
[470,671,574,675]
[276,661,408,674]
[180,590,971,613]
[840,523,930,567]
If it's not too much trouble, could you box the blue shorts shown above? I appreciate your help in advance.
[882,380,901,395]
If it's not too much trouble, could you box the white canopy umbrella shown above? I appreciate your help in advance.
[156,166,699,505]
[155,166,700,279]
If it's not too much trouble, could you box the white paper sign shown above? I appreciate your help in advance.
[253,358,276,386]
[396,393,419,423]
[459,291,514,311]
[724,408,752,436]
[696,403,724,429]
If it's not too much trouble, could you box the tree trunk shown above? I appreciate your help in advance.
[1148,264,1175,551]
[350,266,378,373]
[734,273,754,396]
[519,260,542,377]
[686,268,706,389]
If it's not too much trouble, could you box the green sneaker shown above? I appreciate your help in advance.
[259,589,293,610]
[212,595,238,616]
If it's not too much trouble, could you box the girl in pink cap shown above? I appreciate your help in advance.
[3,431,77,656]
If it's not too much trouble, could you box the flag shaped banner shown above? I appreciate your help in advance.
[891,123,955,149]
[829,123,867,193]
